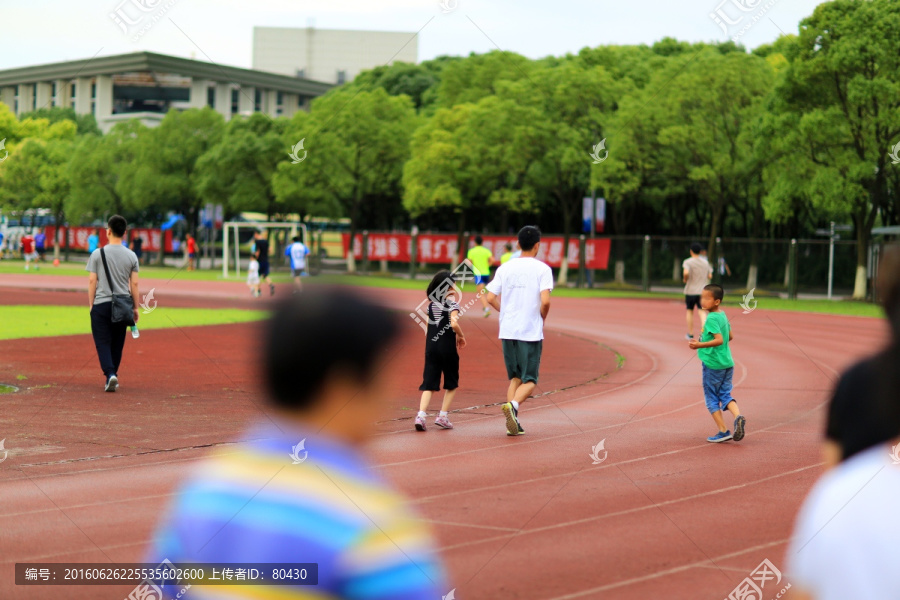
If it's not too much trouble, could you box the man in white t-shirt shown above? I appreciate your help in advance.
[485,225,553,436]
[285,235,311,290]
[683,242,713,340]
[787,440,900,600]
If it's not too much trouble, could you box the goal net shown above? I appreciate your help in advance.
[222,221,309,278]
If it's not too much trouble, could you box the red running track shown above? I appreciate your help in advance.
[0,278,889,599]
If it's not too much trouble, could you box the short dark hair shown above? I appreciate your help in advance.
[426,270,455,302]
[265,288,400,411]
[107,215,127,238]
[703,283,724,301]
[474,235,483,245]
[292,236,301,242]
[518,226,541,251]
[504,243,513,252]
[690,242,703,254]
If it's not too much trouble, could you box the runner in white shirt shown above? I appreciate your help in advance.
[787,441,900,600]
[485,225,553,436]
[285,236,311,291]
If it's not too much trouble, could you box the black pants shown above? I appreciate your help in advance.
[90,302,128,378]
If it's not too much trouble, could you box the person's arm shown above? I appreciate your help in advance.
[540,289,551,321]
[729,328,734,341]
[130,270,140,323]
[682,268,690,284]
[88,272,98,309]
[485,291,501,312]
[689,332,723,349]
[450,309,466,349]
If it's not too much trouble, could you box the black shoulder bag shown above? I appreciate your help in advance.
[99,247,136,326]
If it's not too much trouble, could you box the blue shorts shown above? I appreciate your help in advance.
[702,364,735,414]
[475,274,488,285]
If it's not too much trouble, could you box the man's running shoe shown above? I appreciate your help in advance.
[435,416,453,429]
[415,415,426,431]
[502,402,520,436]
[105,375,118,393]
[707,430,733,443]
[733,415,746,441]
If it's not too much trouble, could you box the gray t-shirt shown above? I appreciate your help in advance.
[86,244,139,304]
[682,256,712,295]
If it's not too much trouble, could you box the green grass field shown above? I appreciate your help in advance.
[0,260,295,283]
[0,305,267,341]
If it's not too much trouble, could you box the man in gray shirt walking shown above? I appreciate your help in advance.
[683,242,713,340]
[87,215,141,392]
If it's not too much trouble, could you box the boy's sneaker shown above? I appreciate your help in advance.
[105,375,118,393]
[269,284,276,296]
[435,416,453,429]
[415,415,426,431]
[502,402,521,436]
[483,307,491,318]
[733,416,746,441]
[685,334,694,340]
[707,430,732,443]
[509,422,525,436]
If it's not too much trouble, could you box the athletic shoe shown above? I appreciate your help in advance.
[269,284,276,296]
[435,416,453,429]
[733,415,746,441]
[685,334,694,340]
[105,375,118,393]
[483,307,491,318]
[508,422,525,436]
[415,415,426,431]
[707,430,732,443]
[502,402,520,436]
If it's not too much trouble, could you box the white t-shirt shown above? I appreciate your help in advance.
[787,443,900,599]
[247,259,260,284]
[485,256,553,341]
[288,242,309,270]
[683,256,712,295]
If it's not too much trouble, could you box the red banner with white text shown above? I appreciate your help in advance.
[342,233,610,269]
[45,226,173,252]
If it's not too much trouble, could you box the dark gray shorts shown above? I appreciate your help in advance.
[502,339,543,384]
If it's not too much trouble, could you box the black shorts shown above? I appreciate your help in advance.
[258,261,270,277]
[37,247,46,256]
[419,350,459,391]
[685,294,702,310]
[502,339,542,384]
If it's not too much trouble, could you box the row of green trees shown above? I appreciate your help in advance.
[1,0,898,296]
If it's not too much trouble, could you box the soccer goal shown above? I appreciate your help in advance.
[222,221,309,278]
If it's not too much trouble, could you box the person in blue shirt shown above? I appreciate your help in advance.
[285,235,311,290]
[88,229,100,254]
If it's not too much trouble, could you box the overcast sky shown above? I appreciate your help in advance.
[1,0,828,73]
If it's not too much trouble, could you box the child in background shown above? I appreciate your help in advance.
[500,242,514,265]
[688,283,746,443]
[416,270,467,431]
[247,256,261,297]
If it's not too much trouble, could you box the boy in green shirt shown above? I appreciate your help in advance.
[467,235,495,317]
[688,283,746,443]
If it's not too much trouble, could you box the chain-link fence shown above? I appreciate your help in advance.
[340,231,882,299]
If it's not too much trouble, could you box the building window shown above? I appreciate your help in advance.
[336,70,346,85]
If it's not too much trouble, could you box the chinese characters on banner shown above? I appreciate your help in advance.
[44,226,174,252]
[342,233,611,269]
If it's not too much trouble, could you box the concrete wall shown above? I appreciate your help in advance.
[252,27,418,84]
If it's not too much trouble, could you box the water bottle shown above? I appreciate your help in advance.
[131,325,140,339]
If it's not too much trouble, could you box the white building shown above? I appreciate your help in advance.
[252,26,419,85]
[0,52,332,133]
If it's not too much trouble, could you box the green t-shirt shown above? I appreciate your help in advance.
[500,252,513,264]
[698,311,734,370]
[467,245,493,276]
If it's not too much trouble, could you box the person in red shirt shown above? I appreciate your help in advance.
[21,233,38,271]
[186,234,197,271]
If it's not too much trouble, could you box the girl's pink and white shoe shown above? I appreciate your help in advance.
[434,416,453,429]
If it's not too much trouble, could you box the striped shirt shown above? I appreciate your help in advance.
[149,420,446,599]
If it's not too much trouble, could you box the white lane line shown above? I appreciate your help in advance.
[435,464,818,552]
